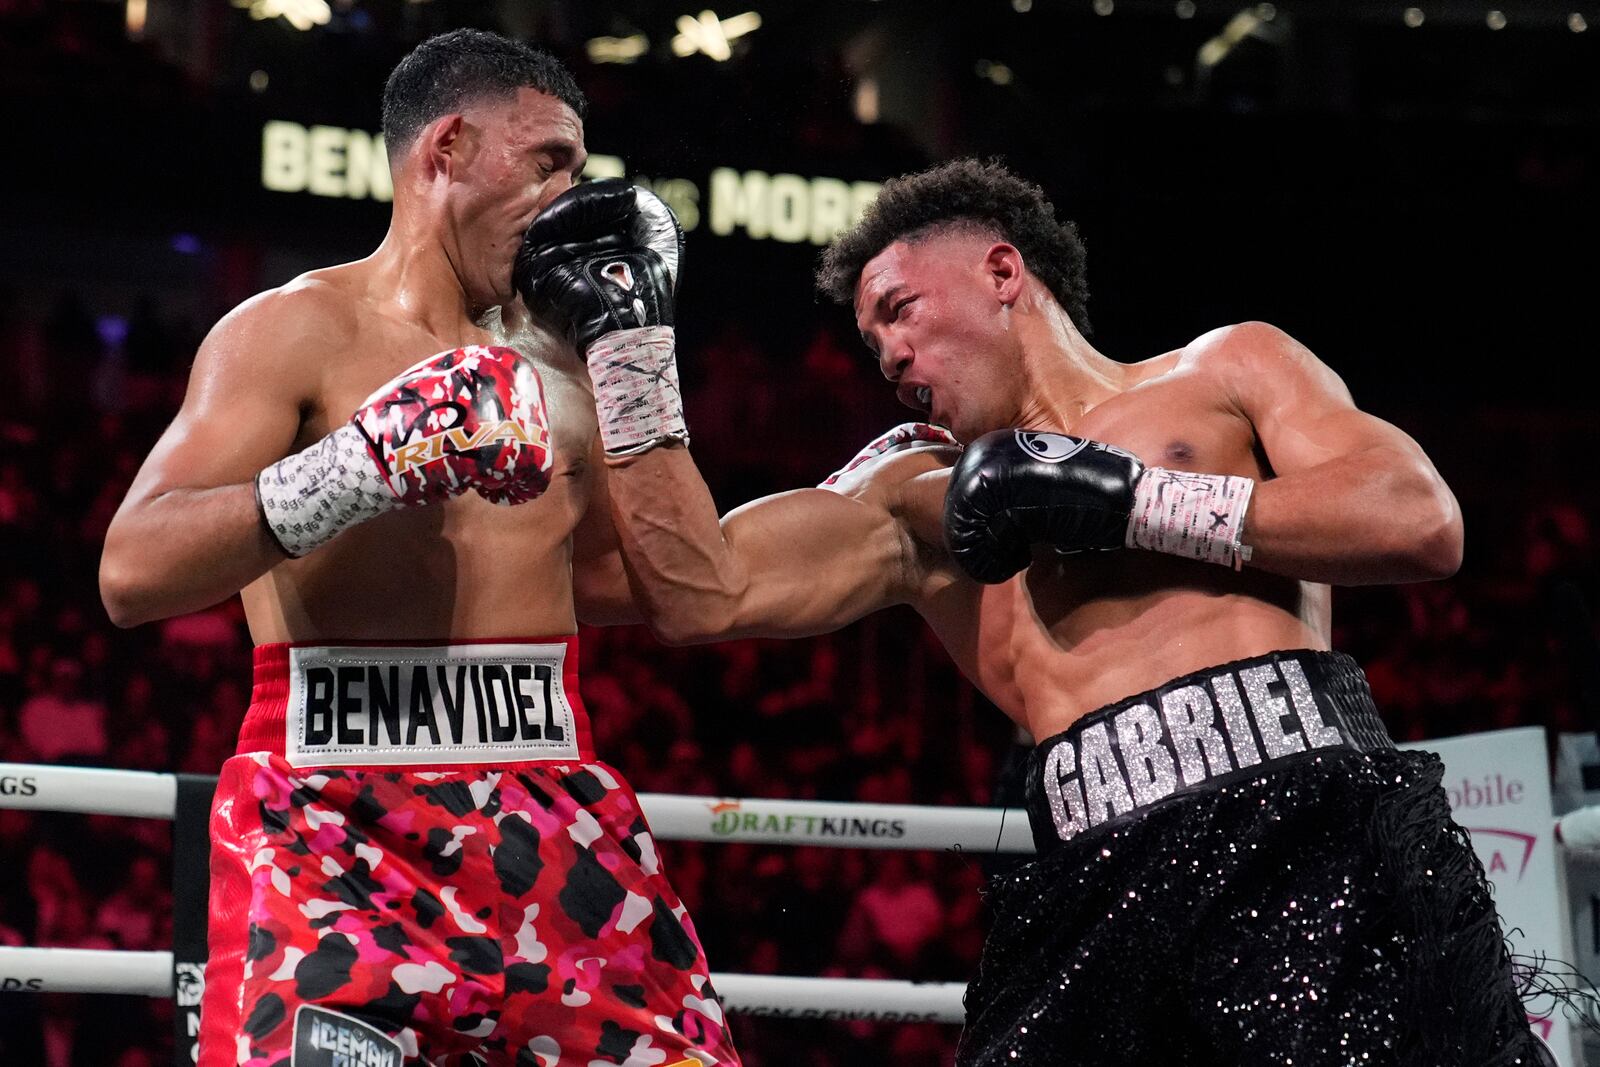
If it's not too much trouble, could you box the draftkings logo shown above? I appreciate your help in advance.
[707,800,906,841]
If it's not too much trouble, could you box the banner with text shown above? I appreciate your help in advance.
[1402,726,1578,1066]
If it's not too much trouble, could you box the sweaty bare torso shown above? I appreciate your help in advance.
[914,348,1330,742]
[241,263,599,644]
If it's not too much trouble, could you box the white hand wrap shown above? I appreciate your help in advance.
[1126,467,1255,570]
[255,423,398,558]
[586,325,688,455]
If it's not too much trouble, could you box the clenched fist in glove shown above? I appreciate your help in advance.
[944,429,1255,584]
[513,178,686,455]
[255,345,553,557]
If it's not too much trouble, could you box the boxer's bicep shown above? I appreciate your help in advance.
[1225,323,1431,478]
[102,290,334,625]
[1217,323,1461,582]
[716,487,911,638]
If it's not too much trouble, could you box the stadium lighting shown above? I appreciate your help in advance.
[587,35,651,64]
[1198,8,1263,67]
[232,0,331,31]
[672,10,762,60]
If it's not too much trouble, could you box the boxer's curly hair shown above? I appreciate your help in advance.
[382,29,587,160]
[816,159,1090,334]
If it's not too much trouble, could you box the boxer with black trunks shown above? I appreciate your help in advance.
[99,30,735,1067]
[521,160,1556,1065]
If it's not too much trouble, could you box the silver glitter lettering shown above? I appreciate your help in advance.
[1077,722,1135,827]
[1159,685,1234,785]
[1279,660,1343,748]
[1209,674,1262,768]
[1042,741,1089,842]
[1240,665,1307,759]
[1114,703,1178,806]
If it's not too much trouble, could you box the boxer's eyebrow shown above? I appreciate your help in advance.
[874,285,906,320]
[856,285,904,355]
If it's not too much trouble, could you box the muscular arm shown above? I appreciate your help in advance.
[1219,322,1463,585]
[99,289,324,627]
[570,435,645,627]
[602,443,953,644]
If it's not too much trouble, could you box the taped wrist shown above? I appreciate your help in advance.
[1126,467,1255,570]
[255,423,399,558]
[586,325,688,455]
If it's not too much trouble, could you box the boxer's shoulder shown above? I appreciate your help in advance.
[209,273,359,359]
[189,279,358,410]
[1177,320,1315,378]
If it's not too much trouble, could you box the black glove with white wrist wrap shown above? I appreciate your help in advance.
[944,429,1255,584]
[513,179,686,455]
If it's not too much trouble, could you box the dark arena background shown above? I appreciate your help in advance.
[1,1,1598,1064]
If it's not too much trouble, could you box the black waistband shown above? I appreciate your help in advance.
[1025,649,1392,852]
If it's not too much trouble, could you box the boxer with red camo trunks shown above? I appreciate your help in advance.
[207,639,725,1066]
[100,29,738,1067]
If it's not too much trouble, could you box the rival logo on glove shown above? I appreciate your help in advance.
[386,419,551,478]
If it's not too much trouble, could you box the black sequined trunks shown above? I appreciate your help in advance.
[958,649,1554,1067]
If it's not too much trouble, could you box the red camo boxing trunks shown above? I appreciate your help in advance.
[198,638,739,1067]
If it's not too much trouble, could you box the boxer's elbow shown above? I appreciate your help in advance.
[99,550,161,628]
[646,597,740,646]
[1412,495,1464,580]
[1394,475,1463,581]
[639,572,751,645]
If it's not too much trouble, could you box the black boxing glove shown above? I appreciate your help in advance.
[944,430,1256,584]
[514,179,686,455]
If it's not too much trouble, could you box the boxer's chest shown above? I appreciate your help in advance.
[1066,369,1263,481]
[960,367,1294,725]
[309,320,599,534]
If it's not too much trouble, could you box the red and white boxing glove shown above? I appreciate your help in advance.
[819,423,960,492]
[255,344,553,557]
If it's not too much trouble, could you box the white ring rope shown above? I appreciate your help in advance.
[8,761,1599,1025]
[0,762,1037,853]
[0,763,177,820]
[0,947,968,1022]
[0,947,176,997]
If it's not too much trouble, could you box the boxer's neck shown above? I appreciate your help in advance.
[364,199,485,338]
[1010,287,1133,434]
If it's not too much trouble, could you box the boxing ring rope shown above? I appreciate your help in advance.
[0,762,1037,851]
[9,761,1600,1025]
[0,947,967,1022]
[0,762,1014,1022]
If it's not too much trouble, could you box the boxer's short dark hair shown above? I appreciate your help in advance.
[816,159,1090,335]
[382,29,587,160]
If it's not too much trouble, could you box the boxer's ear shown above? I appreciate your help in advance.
[983,242,1026,307]
[423,113,469,180]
